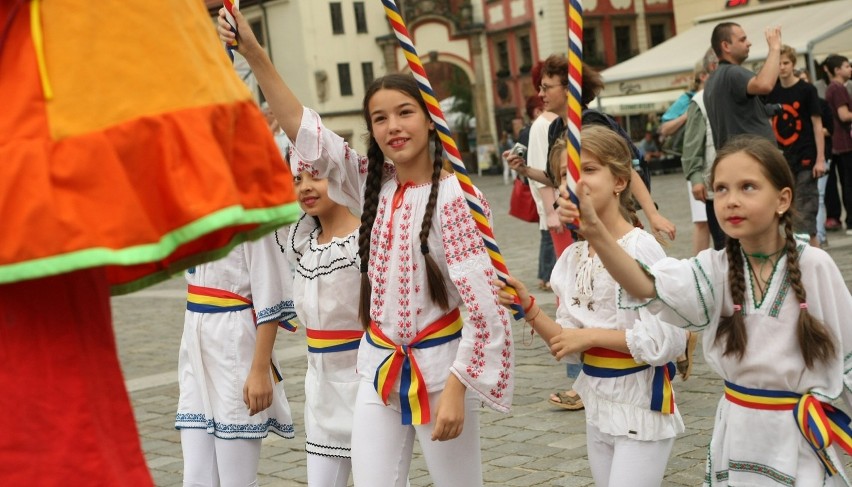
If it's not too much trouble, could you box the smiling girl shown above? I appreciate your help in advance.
[560,134,852,485]
[219,8,513,487]
[497,126,687,486]
[286,168,362,486]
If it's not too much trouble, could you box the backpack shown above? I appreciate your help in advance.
[545,110,651,192]
[581,109,651,192]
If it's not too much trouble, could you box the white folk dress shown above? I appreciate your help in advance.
[624,243,852,486]
[287,214,361,458]
[291,107,514,415]
[553,227,686,442]
[175,229,296,440]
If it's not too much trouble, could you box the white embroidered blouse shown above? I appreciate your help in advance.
[290,108,514,413]
[553,227,686,441]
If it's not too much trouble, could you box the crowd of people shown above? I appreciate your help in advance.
[4,2,852,486]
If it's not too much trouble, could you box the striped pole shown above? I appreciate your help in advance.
[565,0,583,228]
[380,0,524,319]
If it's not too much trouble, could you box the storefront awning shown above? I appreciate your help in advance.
[598,0,852,102]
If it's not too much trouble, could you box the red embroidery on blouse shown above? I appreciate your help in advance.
[440,196,486,265]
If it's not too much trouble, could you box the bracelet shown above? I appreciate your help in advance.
[523,295,536,315]
[524,305,541,324]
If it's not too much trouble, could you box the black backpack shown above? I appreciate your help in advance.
[546,110,651,192]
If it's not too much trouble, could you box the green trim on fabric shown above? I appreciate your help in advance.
[0,203,301,290]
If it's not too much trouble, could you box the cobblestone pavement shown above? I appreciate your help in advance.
[113,171,852,486]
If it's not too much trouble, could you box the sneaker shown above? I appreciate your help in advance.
[846,229,852,236]
[826,218,842,231]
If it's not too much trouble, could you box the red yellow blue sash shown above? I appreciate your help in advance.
[366,308,463,425]
[306,328,364,354]
[187,284,252,313]
[582,347,676,414]
[724,381,852,476]
[187,285,286,383]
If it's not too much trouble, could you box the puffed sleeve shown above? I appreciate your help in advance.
[619,248,722,330]
[290,107,367,211]
[799,248,852,410]
[622,232,688,365]
[246,226,297,329]
[440,187,514,413]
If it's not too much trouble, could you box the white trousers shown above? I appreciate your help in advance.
[350,379,483,487]
[180,429,262,487]
[307,454,352,487]
[585,422,674,487]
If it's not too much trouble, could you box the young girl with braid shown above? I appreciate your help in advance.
[219,8,513,487]
[559,134,852,485]
[497,126,687,487]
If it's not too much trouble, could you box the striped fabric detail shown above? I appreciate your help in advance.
[366,308,463,425]
[306,328,363,354]
[582,347,675,414]
[724,381,852,476]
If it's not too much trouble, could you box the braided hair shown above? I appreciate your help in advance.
[357,74,449,328]
[710,135,834,366]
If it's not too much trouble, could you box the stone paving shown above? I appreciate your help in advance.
[112,171,852,486]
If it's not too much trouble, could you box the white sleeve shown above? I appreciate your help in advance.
[246,227,296,328]
[441,188,514,413]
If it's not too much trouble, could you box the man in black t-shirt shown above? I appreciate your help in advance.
[767,45,826,246]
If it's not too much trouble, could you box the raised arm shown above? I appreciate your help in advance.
[218,7,303,141]
[747,27,782,95]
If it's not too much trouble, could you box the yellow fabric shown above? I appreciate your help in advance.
[42,0,249,139]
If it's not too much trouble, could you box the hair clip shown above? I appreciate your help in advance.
[799,302,808,310]
[732,304,742,312]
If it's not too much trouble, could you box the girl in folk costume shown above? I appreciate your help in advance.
[0,1,298,485]
[497,127,688,487]
[286,167,362,486]
[219,8,513,486]
[559,134,852,486]
[176,227,297,486]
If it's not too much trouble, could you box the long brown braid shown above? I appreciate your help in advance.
[715,237,748,360]
[710,134,834,367]
[418,134,450,311]
[357,73,450,328]
[780,211,834,367]
[358,137,386,328]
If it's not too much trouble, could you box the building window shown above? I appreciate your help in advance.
[338,63,353,96]
[496,40,510,77]
[649,23,667,47]
[361,62,374,91]
[614,25,634,62]
[249,18,266,47]
[518,34,532,72]
[583,26,603,66]
[354,2,368,33]
[330,2,344,35]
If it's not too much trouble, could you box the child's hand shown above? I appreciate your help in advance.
[432,375,466,441]
[217,7,262,56]
[549,328,591,361]
[492,276,530,312]
[243,369,273,416]
[557,181,602,236]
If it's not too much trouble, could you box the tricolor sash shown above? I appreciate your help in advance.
[186,284,285,383]
[582,347,676,414]
[186,284,252,313]
[724,381,852,476]
[366,308,464,425]
[306,328,364,354]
